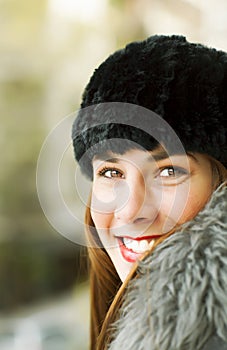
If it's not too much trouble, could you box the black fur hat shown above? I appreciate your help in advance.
[72,35,227,178]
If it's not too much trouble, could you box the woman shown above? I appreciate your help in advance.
[72,35,227,349]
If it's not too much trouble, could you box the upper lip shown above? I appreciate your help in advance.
[116,234,162,241]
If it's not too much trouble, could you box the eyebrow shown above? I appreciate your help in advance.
[148,150,170,162]
[93,150,169,162]
[150,151,199,164]
[95,156,121,163]
[148,151,198,162]
[94,151,199,163]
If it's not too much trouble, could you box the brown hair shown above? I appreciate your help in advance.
[85,157,227,350]
[85,206,121,349]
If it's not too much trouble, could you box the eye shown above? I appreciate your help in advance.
[98,167,124,179]
[159,166,188,178]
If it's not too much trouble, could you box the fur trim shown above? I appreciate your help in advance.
[72,35,227,178]
[109,185,227,350]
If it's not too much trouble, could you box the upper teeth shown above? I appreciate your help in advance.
[123,237,155,253]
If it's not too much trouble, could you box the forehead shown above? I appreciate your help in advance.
[92,147,204,171]
[92,147,191,171]
[93,147,169,162]
[88,137,157,159]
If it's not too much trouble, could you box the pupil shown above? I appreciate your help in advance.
[168,168,174,176]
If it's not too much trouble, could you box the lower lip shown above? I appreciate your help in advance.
[117,238,142,263]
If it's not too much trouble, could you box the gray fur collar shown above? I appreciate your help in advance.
[109,185,227,350]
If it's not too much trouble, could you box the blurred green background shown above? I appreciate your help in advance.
[0,0,226,348]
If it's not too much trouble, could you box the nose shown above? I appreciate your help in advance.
[114,173,159,225]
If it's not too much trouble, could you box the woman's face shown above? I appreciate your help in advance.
[91,148,213,282]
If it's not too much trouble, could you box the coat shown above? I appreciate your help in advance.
[109,185,227,350]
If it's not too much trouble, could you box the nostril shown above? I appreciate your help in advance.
[133,217,148,224]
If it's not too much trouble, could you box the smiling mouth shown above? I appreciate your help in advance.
[117,236,159,263]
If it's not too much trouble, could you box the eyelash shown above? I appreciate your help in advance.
[158,166,189,178]
[98,166,124,178]
[97,165,188,180]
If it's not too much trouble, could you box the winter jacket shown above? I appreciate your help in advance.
[109,185,227,350]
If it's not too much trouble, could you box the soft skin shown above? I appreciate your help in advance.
[108,185,227,350]
[91,148,212,282]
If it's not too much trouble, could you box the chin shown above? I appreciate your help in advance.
[117,267,132,282]
[113,253,135,283]
[105,240,138,282]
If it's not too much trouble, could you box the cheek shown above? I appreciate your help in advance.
[91,185,114,230]
[159,186,189,221]
[175,176,212,224]
[180,187,211,223]
[90,209,113,231]
[91,183,119,217]
[159,179,211,228]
